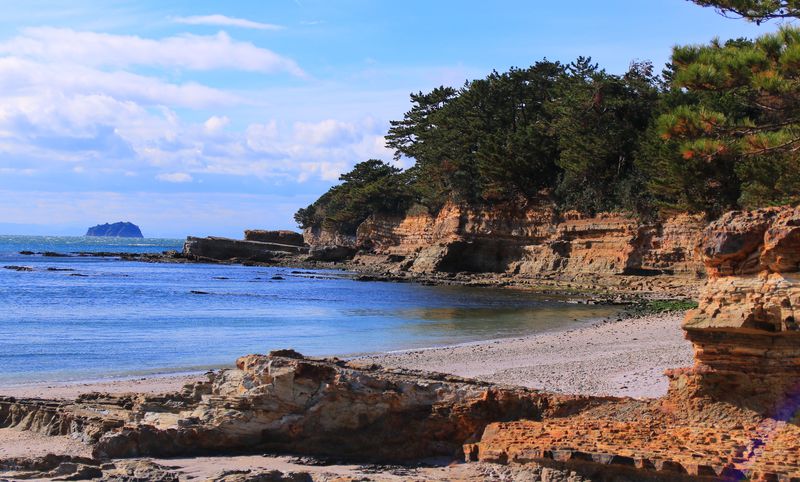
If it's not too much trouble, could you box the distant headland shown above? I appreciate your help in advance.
[85,222,143,238]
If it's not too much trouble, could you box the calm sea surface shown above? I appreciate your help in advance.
[0,235,619,385]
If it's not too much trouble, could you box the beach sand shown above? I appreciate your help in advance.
[360,311,692,399]
[0,373,207,400]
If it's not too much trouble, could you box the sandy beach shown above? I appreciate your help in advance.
[361,311,693,399]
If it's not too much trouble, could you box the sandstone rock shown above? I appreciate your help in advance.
[350,200,705,282]
[61,352,589,461]
[679,205,800,413]
[244,230,306,247]
[761,205,800,273]
[209,469,313,482]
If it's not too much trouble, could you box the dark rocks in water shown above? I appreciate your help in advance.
[4,265,33,271]
[190,290,210,295]
[271,276,284,280]
[69,273,89,277]
[42,251,68,257]
[244,229,306,247]
[46,267,75,272]
[85,222,143,238]
[18,250,34,255]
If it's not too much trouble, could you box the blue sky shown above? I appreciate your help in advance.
[0,0,780,238]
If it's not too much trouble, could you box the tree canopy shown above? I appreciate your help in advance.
[657,28,800,209]
[690,0,800,23]
[296,5,800,232]
[294,159,413,235]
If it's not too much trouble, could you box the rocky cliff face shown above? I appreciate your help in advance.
[670,205,800,413]
[349,201,705,282]
[469,206,800,481]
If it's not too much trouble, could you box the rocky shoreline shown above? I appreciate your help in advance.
[3,205,799,480]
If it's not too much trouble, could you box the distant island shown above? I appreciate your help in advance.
[85,222,143,238]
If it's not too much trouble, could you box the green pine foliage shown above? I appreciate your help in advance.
[690,0,800,23]
[294,159,414,235]
[658,28,800,210]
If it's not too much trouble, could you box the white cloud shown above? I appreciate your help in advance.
[0,23,398,187]
[174,14,284,31]
[0,27,304,76]
[293,119,359,147]
[156,172,193,183]
[245,121,279,152]
[204,115,230,133]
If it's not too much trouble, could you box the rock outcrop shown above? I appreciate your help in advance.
[90,351,585,460]
[468,204,800,481]
[244,230,306,247]
[0,351,594,464]
[348,201,705,283]
[672,205,800,413]
[303,226,357,262]
[183,236,308,262]
[85,222,143,238]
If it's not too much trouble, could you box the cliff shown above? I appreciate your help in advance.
[471,204,800,481]
[670,206,800,413]
[317,200,706,289]
[85,222,143,238]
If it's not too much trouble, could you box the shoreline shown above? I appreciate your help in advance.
[0,310,692,401]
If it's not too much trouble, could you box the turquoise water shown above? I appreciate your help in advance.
[0,235,618,385]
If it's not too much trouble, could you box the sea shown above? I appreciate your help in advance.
[0,235,619,386]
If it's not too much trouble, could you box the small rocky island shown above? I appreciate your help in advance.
[85,222,143,238]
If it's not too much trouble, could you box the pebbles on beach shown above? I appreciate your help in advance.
[361,312,693,399]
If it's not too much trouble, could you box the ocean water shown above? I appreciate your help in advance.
[0,235,619,386]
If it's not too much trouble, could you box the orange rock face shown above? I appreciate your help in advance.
[351,201,706,286]
[470,205,800,481]
[681,205,800,412]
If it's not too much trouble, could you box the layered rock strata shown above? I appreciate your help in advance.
[469,205,800,481]
[0,351,595,463]
[345,201,705,286]
[91,351,592,460]
[673,206,800,413]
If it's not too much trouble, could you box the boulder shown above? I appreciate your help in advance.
[677,204,800,413]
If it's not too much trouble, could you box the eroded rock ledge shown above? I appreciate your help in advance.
[1,350,596,463]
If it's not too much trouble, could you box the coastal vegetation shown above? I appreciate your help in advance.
[296,0,800,234]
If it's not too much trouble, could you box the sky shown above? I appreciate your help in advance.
[0,0,782,238]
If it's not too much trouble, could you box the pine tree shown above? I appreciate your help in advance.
[690,0,800,24]
[658,28,800,208]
